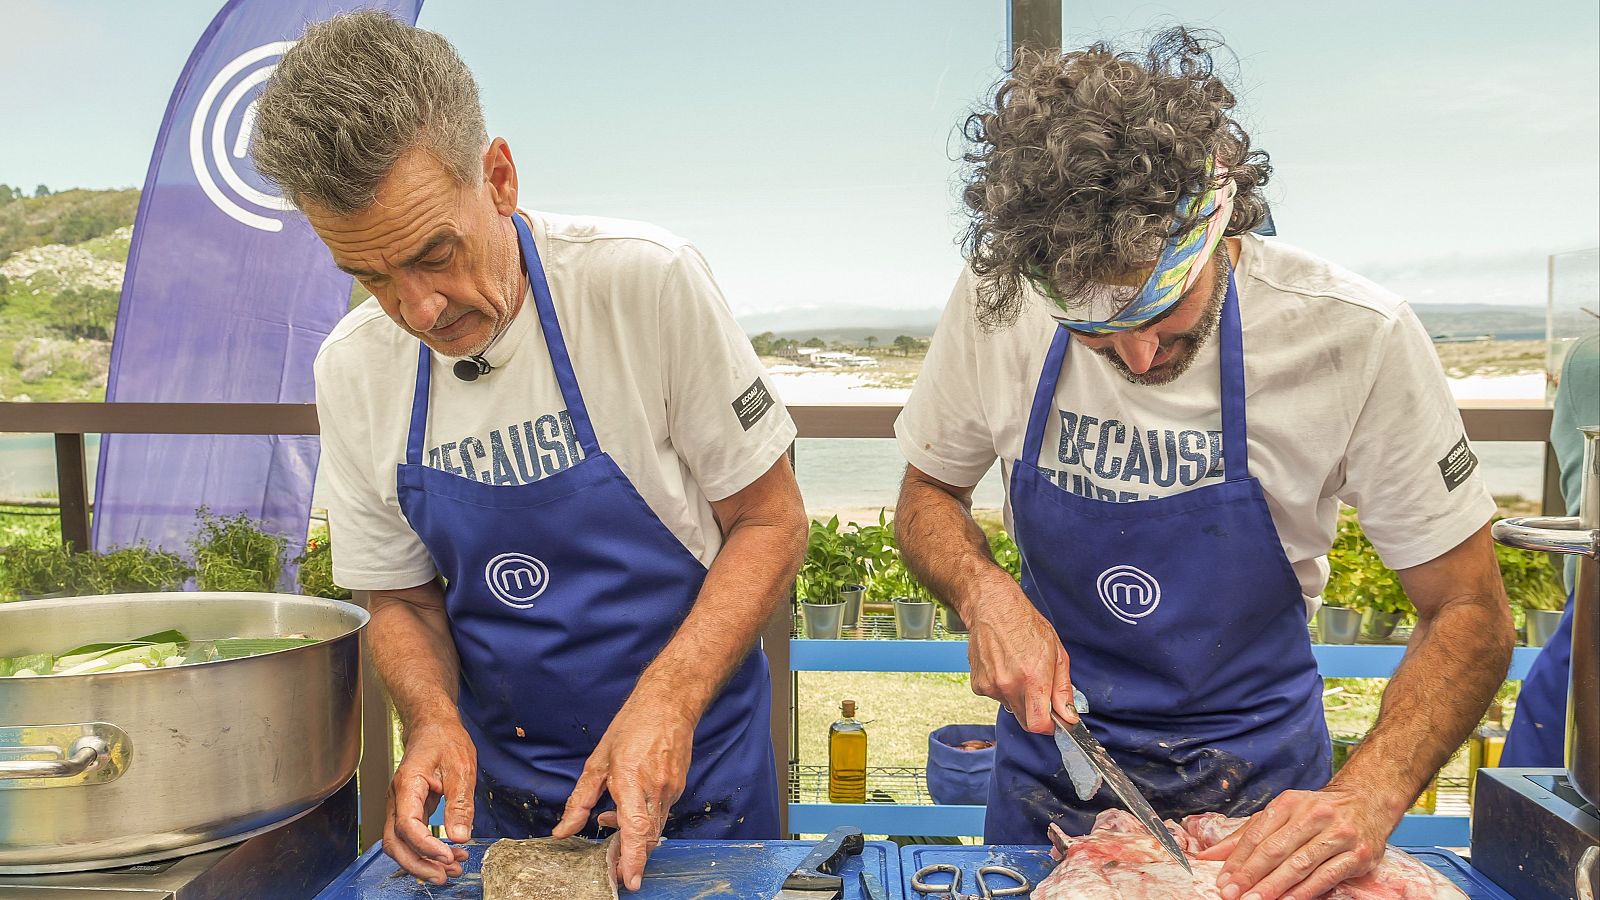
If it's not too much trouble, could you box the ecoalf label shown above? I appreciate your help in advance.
[1437,435,1479,493]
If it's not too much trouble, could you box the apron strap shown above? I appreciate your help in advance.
[1217,270,1249,481]
[406,342,431,466]
[1019,267,1250,481]
[513,213,601,458]
[1021,325,1072,466]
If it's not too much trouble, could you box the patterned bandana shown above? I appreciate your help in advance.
[1031,163,1237,334]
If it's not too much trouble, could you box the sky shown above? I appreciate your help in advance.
[1,0,1596,321]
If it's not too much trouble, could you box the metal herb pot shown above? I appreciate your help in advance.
[1525,608,1566,648]
[0,592,367,873]
[894,597,936,640]
[1491,424,1599,809]
[839,585,864,629]
[800,600,845,639]
[1363,611,1403,641]
[1316,605,1364,645]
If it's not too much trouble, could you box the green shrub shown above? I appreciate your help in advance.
[988,530,1022,581]
[296,528,350,601]
[0,541,73,598]
[189,507,287,592]
[73,545,191,594]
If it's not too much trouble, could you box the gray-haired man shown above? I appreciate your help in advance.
[252,11,805,889]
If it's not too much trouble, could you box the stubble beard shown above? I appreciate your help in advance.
[1093,254,1229,387]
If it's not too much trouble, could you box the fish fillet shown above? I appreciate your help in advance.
[481,835,619,900]
[1034,809,1466,899]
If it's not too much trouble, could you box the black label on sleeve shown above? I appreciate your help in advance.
[732,377,775,432]
[1437,435,1479,492]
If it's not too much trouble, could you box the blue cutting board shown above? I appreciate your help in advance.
[316,838,902,899]
[899,845,1514,899]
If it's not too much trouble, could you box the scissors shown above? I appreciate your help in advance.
[911,863,1031,900]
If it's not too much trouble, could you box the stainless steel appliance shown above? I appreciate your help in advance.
[0,592,367,873]
[0,774,356,898]
[1482,425,1600,900]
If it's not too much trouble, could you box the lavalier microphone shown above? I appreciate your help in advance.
[453,355,492,382]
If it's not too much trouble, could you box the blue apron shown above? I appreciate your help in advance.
[395,214,779,839]
[1502,592,1575,767]
[985,273,1331,842]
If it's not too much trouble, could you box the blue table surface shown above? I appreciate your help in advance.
[316,839,902,900]
[898,845,1514,899]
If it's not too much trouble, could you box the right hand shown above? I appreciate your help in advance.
[384,719,477,884]
[965,575,1077,735]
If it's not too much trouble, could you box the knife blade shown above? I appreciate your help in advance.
[1051,710,1193,873]
[1053,690,1101,800]
[774,826,864,900]
[858,868,889,900]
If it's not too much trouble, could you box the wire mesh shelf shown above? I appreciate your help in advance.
[791,612,968,641]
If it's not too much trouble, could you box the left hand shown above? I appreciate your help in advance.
[1195,786,1397,900]
[551,701,696,891]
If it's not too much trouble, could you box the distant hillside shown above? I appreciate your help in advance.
[0,186,140,262]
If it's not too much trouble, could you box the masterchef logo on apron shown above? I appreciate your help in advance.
[1096,564,1162,624]
[485,552,550,608]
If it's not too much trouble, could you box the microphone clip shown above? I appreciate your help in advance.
[453,355,492,382]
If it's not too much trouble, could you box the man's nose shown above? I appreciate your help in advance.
[1109,331,1159,374]
[394,274,446,332]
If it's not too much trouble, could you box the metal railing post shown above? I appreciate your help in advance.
[53,432,91,551]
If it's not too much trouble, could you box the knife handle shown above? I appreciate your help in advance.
[782,826,864,889]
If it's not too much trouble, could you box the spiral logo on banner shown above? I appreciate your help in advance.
[1097,564,1162,624]
[485,552,551,609]
[188,41,298,233]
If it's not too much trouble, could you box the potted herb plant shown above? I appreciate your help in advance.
[1494,537,1567,647]
[189,507,289,593]
[798,517,854,639]
[0,542,74,600]
[847,510,898,627]
[875,557,936,640]
[1325,514,1413,641]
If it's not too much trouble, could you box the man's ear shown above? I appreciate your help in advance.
[484,137,517,216]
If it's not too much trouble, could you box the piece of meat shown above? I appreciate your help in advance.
[1034,810,1467,899]
[481,835,618,900]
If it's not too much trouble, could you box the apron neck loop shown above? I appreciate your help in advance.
[1020,269,1251,482]
[1217,271,1249,481]
[1022,325,1072,465]
[512,213,601,458]
[406,342,431,465]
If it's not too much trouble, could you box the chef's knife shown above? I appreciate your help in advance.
[775,826,864,900]
[1051,710,1192,873]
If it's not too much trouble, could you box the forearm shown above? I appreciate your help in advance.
[896,466,1014,617]
[364,582,464,736]
[629,505,805,725]
[1337,592,1513,816]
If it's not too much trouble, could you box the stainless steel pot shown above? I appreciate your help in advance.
[1492,425,1599,809]
[0,592,367,873]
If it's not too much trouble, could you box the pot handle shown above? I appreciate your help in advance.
[0,723,129,789]
[0,736,105,780]
[1492,516,1600,559]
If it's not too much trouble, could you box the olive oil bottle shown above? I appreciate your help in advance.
[828,699,867,803]
[1467,702,1508,806]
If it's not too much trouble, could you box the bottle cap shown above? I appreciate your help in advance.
[841,700,857,717]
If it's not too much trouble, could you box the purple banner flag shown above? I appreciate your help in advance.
[93,0,424,570]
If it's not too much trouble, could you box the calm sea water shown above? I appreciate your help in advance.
[0,433,1548,514]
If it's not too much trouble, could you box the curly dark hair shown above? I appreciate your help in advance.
[960,28,1271,328]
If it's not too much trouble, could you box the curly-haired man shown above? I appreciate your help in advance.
[894,30,1513,899]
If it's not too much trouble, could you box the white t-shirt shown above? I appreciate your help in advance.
[315,210,796,591]
[896,234,1496,613]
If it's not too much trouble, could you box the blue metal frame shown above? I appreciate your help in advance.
[784,641,1543,843]
[790,640,1540,680]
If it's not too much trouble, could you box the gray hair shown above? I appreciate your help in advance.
[252,10,488,213]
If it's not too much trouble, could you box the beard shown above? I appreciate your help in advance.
[1092,251,1229,386]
